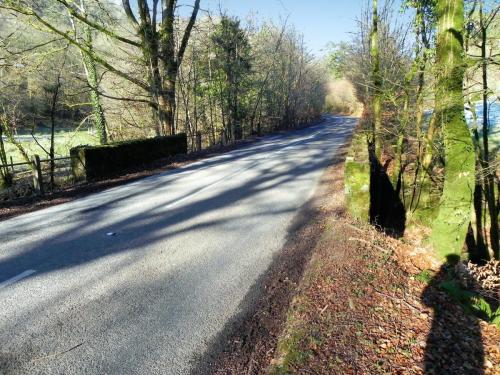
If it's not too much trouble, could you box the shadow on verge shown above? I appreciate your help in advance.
[369,150,406,238]
[422,255,485,374]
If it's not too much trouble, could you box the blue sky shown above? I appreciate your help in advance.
[199,0,371,56]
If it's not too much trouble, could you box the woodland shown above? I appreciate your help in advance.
[339,0,499,264]
[0,0,326,183]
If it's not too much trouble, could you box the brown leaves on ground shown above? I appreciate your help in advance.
[269,217,500,374]
[266,144,499,374]
[455,260,500,300]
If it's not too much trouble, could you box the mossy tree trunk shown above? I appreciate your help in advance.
[409,3,432,212]
[159,0,178,136]
[466,81,489,261]
[370,0,382,160]
[430,0,475,259]
[391,94,408,191]
[49,62,64,188]
[68,0,108,145]
[122,0,200,136]
[82,25,107,145]
[463,2,489,262]
[345,128,371,222]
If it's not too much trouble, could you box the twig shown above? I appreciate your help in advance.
[31,342,84,362]
[343,222,364,233]
[348,237,391,254]
[374,290,424,314]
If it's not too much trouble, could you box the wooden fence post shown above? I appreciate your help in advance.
[31,154,44,196]
[10,156,14,172]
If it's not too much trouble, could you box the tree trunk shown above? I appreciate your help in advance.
[0,125,12,189]
[430,0,475,259]
[370,0,382,160]
[472,173,489,261]
[391,94,408,194]
[68,1,108,144]
[49,74,62,189]
[164,76,177,136]
[82,25,107,144]
[479,2,499,259]
[146,41,165,136]
[467,82,489,260]
[464,9,489,262]
[411,5,434,213]
[121,0,199,137]
[156,91,171,136]
[207,55,216,145]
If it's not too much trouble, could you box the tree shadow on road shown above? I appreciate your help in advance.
[0,118,356,374]
[189,142,350,375]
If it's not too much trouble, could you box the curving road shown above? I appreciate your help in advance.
[0,115,355,374]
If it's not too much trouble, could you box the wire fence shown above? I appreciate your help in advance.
[0,156,74,201]
[1,133,201,201]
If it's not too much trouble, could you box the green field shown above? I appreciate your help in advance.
[3,131,99,164]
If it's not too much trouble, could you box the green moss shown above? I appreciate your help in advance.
[440,278,500,327]
[430,0,475,259]
[269,312,310,375]
[344,130,370,222]
[415,269,434,285]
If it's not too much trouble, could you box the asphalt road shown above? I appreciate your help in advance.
[0,115,355,375]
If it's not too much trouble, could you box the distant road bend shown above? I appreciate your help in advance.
[0,115,355,374]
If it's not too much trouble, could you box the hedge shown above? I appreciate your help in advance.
[71,133,187,181]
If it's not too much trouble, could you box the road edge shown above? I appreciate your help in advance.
[190,136,352,375]
[0,120,325,222]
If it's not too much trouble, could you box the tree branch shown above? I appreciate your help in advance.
[122,0,139,27]
[54,0,141,47]
[177,0,200,67]
[8,6,150,92]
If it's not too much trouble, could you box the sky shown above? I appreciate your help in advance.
[199,0,370,57]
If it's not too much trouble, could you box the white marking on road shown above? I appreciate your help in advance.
[0,270,36,289]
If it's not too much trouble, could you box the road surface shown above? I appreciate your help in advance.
[0,115,355,374]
